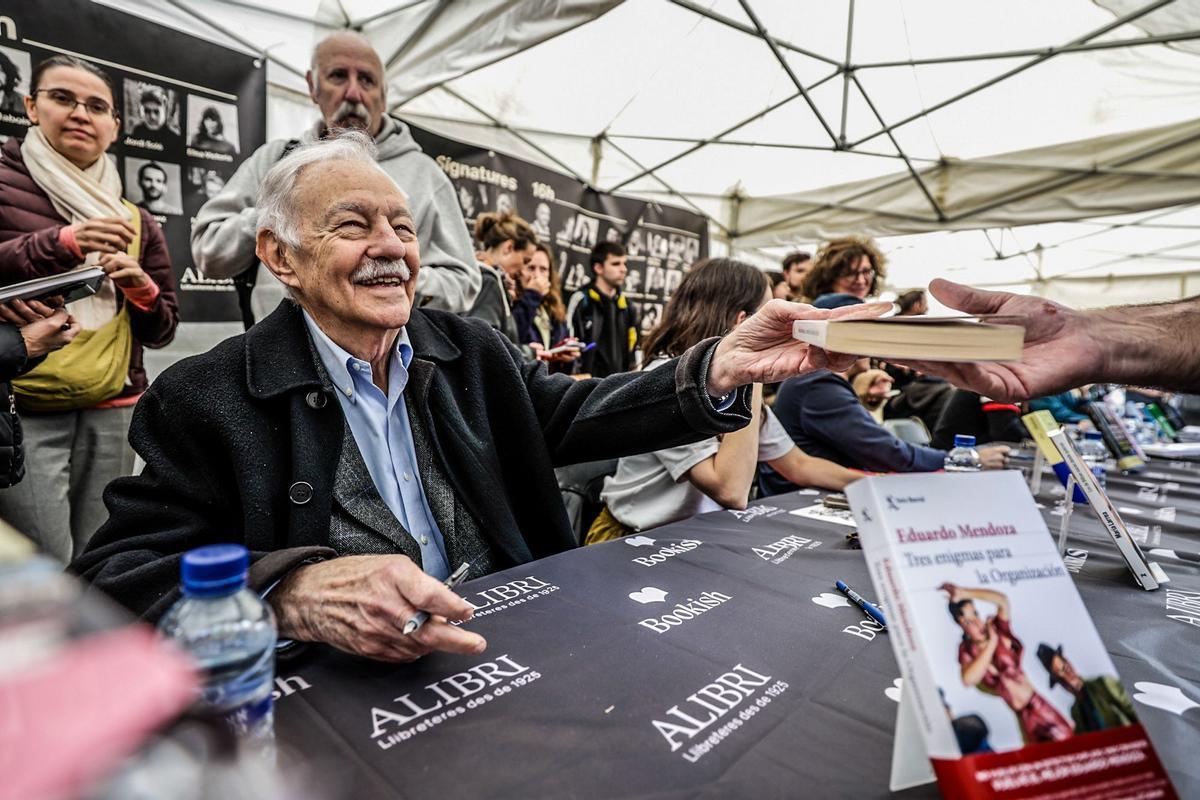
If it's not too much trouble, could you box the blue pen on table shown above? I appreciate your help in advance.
[835,579,887,629]
[402,561,472,635]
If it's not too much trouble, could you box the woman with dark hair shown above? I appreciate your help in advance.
[586,258,859,542]
[0,49,23,115]
[801,235,887,302]
[513,242,578,371]
[0,54,178,561]
[189,105,237,155]
[941,583,1072,744]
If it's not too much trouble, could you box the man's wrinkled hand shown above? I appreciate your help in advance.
[706,298,892,397]
[268,555,486,663]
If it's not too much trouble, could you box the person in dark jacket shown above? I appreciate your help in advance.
[513,242,578,373]
[930,389,1027,450]
[467,209,533,345]
[73,131,889,664]
[567,241,638,377]
[0,55,179,562]
[0,299,81,487]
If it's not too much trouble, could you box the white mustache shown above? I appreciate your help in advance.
[332,101,370,124]
[351,258,411,283]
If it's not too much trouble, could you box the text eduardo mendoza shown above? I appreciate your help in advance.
[895,521,1017,543]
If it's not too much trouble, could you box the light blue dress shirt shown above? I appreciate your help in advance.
[302,311,451,580]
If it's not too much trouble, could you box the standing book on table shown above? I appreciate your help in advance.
[846,471,1175,798]
[1086,401,1146,471]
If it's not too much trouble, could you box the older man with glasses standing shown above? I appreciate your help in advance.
[191,31,479,327]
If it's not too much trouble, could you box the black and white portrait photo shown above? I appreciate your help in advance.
[186,95,239,156]
[124,79,181,142]
[125,157,182,215]
[184,165,227,214]
[532,201,551,240]
[0,46,30,117]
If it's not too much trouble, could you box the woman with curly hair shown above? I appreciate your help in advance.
[800,235,887,302]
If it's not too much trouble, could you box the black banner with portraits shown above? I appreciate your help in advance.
[405,122,709,334]
[0,0,266,321]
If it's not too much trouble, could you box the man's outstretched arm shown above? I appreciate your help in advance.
[896,279,1200,402]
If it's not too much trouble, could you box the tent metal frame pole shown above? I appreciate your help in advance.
[602,136,731,237]
[838,0,855,148]
[333,0,353,27]
[607,68,839,193]
[161,0,308,80]
[855,29,1200,69]
[992,203,1200,261]
[850,74,946,220]
[737,0,840,147]
[439,87,596,189]
[848,0,1174,148]
[352,0,435,30]
[665,0,841,66]
[384,0,452,70]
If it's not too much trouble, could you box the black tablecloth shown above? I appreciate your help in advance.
[274,463,1200,799]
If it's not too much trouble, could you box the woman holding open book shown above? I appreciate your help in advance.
[585,258,859,542]
[0,55,178,562]
[942,583,1073,744]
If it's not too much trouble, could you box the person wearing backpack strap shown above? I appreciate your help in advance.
[0,55,179,562]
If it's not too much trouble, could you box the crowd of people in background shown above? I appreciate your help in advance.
[2,33,1199,648]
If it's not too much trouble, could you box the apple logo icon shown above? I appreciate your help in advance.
[811,592,851,609]
[885,678,902,703]
[629,587,669,604]
[625,536,656,548]
[1133,682,1200,716]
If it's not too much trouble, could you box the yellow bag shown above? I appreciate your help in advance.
[12,201,141,412]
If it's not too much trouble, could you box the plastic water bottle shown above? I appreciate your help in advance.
[944,434,982,472]
[1078,430,1108,489]
[159,544,277,747]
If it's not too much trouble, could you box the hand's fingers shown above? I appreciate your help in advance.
[397,569,476,621]
[25,300,57,318]
[92,218,137,240]
[8,300,43,325]
[927,278,1009,316]
[0,305,24,325]
[826,301,894,321]
[410,618,488,655]
[822,350,858,373]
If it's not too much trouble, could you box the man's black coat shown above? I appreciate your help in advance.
[73,301,750,619]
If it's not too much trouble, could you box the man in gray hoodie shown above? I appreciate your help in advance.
[190,32,480,323]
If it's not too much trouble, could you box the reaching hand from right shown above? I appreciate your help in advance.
[894,279,1104,402]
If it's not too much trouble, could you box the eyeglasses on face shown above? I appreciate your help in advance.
[33,88,115,118]
[840,266,876,280]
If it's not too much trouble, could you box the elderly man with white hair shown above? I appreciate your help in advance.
[191,31,479,325]
[76,132,886,663]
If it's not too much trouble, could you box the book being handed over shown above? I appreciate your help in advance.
[792,314,1024,362]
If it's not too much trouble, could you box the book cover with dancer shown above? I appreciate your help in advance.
[847,471,1175,798]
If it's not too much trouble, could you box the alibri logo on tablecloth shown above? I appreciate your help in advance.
[649,663,789,763]
[726,504,784,523]
[370,654,541,749]
[459,576,561,621]
[752,533,819,564]
[1164,588,1200,629]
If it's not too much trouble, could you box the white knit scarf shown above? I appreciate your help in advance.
[21,127,130,330]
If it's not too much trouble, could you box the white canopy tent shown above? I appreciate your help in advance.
[98,0,1200,308]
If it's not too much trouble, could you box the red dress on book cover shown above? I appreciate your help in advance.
[958,616,1072,744]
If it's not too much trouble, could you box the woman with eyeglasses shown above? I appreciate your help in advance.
[799,235,887,303]
[0,55,179,562]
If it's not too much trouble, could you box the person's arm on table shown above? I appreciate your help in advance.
[764,446,860,492]
[898,279,1200,401]
[684,384,764,509]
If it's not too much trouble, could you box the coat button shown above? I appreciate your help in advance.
[289,481,313,505]
[305,391,327,409]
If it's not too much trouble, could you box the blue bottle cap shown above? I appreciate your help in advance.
[181,544,249,597]
[953,434,976,448]
[1084,431,1103,440]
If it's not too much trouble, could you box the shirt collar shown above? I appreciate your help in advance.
[301,310,412,401]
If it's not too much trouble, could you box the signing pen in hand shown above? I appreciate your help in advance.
[402,561,471,635]
[835,579,887,629]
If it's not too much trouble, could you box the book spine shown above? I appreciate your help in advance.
[791,320,829,349]
[1086,402,1143,471]
[1048,429,1159,590]
[847,479,960,758]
